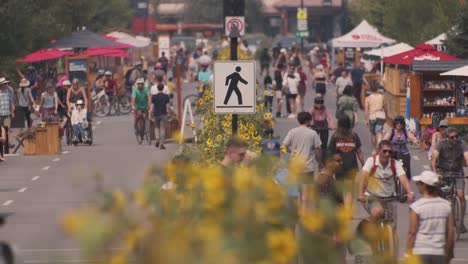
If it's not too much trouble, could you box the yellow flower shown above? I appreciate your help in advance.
[206,138,213,147]
[112,189,126,212]
[300,211,325,232]
[404,254,423,264]
[280,145,288,154]
[267,229,297,263]
[109,252,128,264]
[190,123,196,130]
[216,134,223,141]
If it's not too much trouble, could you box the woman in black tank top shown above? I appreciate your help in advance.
[66,79,88,112]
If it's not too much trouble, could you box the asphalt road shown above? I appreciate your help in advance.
[1,70,468,263]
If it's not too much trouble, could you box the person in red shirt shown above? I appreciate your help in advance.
[297,66,308,112]
[104,71,117,96]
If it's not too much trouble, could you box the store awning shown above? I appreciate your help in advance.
[331,20,396,48]
[383,43,459,65]
[363,43,413,59]
[103,36,134,49]
[440,65,468,76]
[105,31,151,48]
[82,48,131,58]
[17,49,75,63]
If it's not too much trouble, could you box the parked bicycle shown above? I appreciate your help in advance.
[439,175,468,241]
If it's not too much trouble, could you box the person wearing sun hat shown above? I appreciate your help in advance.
[0,77,14,129]
[17,78,36,128]
[406,170,454,264]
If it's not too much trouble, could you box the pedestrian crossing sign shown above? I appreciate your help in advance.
[213,61,256,114]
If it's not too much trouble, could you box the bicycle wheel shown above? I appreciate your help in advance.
[94,97,110,117]
[118,95,132,115]
[454,196,463,240]
[87,125,93,146]
[135,117,144,145]
[145,119,151,145]
[65,121,72,146]
[379,223,397,263]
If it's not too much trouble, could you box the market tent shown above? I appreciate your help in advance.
[106,31,150,48]
[103,36,134,49]
[383,43,459,65]
[364,43,413,59]
[48,29,118,49]
[82,48,131,58]
[331,20,396,48]
[425,33,447,46]
[17,49,75,63]
[440,65,468,76]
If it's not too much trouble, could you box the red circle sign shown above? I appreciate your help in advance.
[227,18,244,33]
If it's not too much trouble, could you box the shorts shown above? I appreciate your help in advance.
[275,91,282,99]
[439,169,465,191]
[369,118,385,134]
[363,197,397,223]
[0,115,11,128]
[287,94,297,100]
[298,86,306,97]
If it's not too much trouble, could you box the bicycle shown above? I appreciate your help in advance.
[438,175,468,241]
[392,140,411,202]
[134,109,151,145]
[355,196,399,264]
[109,91,132,116]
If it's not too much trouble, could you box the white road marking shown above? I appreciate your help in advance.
[3,200,13,206]
[4,154,20,157]
[31,176,40,181]
[423,165,430,170]
[41,166,50,171]
[18,187,27,193]
[62,151,70,154]
[96,120,102,125]
[52,158,61,162]
[413,155,420,161]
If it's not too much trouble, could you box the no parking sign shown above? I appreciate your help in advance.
[225,16,245,36]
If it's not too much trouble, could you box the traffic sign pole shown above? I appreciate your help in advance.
[229,24,240,135]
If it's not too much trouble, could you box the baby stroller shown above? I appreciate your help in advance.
[65,100,93,146]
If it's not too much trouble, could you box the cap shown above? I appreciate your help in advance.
[280,48,287,53]
[98,69,105,75]
[76,99,84,105]
[413,171,439,186]
[136,78,145,84]
[135,61,143,66]
[154,63,162,69]
[262,139,281,155]
[105,71,112,76]
[439,120,448,127]
[62,80,71,86]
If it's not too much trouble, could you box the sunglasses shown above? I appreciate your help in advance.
[382,150,392,154]
[315,101,324,104]
[439,126,448,129]
[449,135,458,139]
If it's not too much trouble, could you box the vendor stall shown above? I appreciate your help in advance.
[410,60,468,132]
[331,20,396,69]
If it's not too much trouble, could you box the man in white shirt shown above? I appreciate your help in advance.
[335,70,353,98]
[282,68,301,118]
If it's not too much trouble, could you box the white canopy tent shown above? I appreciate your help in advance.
[364,43,413,58]
[331,20,396,48]
[440,65,468,76]
[106,31,151,48]
[426,33,447,46]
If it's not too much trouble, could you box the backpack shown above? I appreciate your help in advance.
[369,155,406,202]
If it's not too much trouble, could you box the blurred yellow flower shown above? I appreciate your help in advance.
[112,189,126,212]
[300,211,325,232]
[267,229,297,263]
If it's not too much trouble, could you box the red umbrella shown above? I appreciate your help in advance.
[82,47,131,58]
[383,43,459,65]
[17,49,75,63]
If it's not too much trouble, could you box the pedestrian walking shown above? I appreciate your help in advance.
[282,67,300,118]
[335,70,353,106]
[0,78,15,155]
[328,114,364,206]
[309,96,335,159]
[221,137,248,167]
[312,65,327,96]
[40,84,58,119]
[297,66,308,112]
[158,52,169,74]
[259,48,271,76]
[406,171,454,264]
[17,78,36,129]
[365,80,386,154]
[431,127,468,233]
[429,120,448,160]
[282,112,322,183]
[0,126,5,161]
[273,64,285,118]
[350,62,366,109]
[150,84,170,150]
[337,85,359,128]
[263,75,274,113]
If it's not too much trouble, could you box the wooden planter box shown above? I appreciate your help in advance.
[23,122,61,155]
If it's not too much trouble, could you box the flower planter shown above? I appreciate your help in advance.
[23,122,61,155]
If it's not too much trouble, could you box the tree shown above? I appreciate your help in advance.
[349,0,461,45]
[445,6,468,59]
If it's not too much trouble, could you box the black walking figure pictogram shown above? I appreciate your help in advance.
[224,66,248,105]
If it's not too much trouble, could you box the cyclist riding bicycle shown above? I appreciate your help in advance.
[383,115,419,179]
[131,78,150,127]
[358,140,415,221]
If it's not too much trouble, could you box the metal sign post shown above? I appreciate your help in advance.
[229,24,240,134]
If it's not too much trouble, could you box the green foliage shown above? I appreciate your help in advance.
[445,6,468,59]
[349,0,461,45]
[0,0,132,72]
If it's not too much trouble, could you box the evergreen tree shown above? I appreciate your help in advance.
[445,6,468,59]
